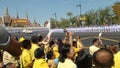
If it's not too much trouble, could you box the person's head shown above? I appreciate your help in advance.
[76,35,80,40]
[59,43,75,63]
[108,45,118,54]
[34,48,45,59]
[0,25,22,57]
[93,48,114,68]
[49,40,55,47]
[76,50,92,68]
[57,38,62,45]
[38,43,45,49]
[47,51,55,60]
[37,34,43,42]
[31,35,38,44]
[6,63,16,68]
[21,39,31,50]
[73,39,77,48]
[92,38,100,47]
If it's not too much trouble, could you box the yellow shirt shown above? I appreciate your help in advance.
[30,43,39,60]
[53,47,60,58]
[73,47,80,57]
[113,51,120,68]
[77,40,83,48]
[33,58,49,68]
[20,49,32,68]
[57,59,77,68]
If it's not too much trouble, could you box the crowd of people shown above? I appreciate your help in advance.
[53,24,120,33]
[67,24,120,32]
[0,25,120,68]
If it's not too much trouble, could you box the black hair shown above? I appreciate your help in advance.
[59,43,71,63]
[92,38,99,44]
[75,50,92,68]
[37,35,43,42]
[21,39,31,49]
[93,48,114,68]
[57,38,63,53]
[34,48,45,59]
[49,40,55,47]
[47,51,54,59]
[31,35,38,44]
[73,41,77,48]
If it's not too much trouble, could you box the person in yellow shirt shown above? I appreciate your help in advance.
[112,42,120,68]
[113,51,120,68]
[33,48,49,68]
[30,35,39,61]
[72,39,79,57]
[53,46,59,58]
[20,39,33,68]
[76,35,83,48]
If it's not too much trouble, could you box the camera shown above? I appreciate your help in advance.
[63,28,68,33]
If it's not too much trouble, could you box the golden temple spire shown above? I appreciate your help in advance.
[16,11,19,18]
[5,7,9,17]
[26,11,29,19]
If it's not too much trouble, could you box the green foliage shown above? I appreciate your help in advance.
[50,18,57,28]
[49,2,120,28]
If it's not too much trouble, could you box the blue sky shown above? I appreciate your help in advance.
[0,0,116,25]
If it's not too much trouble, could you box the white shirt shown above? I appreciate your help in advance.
[57,59,77,68]
[89,45,100,55]
[3,51,18,66]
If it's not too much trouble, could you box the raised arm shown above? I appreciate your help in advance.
[63,32,69,44]
[69,32,74,47]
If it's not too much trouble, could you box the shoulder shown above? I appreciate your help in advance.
[89,45,95,49]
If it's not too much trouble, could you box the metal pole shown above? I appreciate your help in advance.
[76,2,81,16]
[53,13,57,28]
[76,2,82,26]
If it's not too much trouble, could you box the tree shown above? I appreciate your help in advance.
[50,18,56,28]
[67,12,73,25]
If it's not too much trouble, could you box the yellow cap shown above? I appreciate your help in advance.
[19,37,25,42]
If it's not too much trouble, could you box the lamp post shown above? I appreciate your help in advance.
[76,2,82,26]
[52,13,57,28]
[76,3,81,17]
